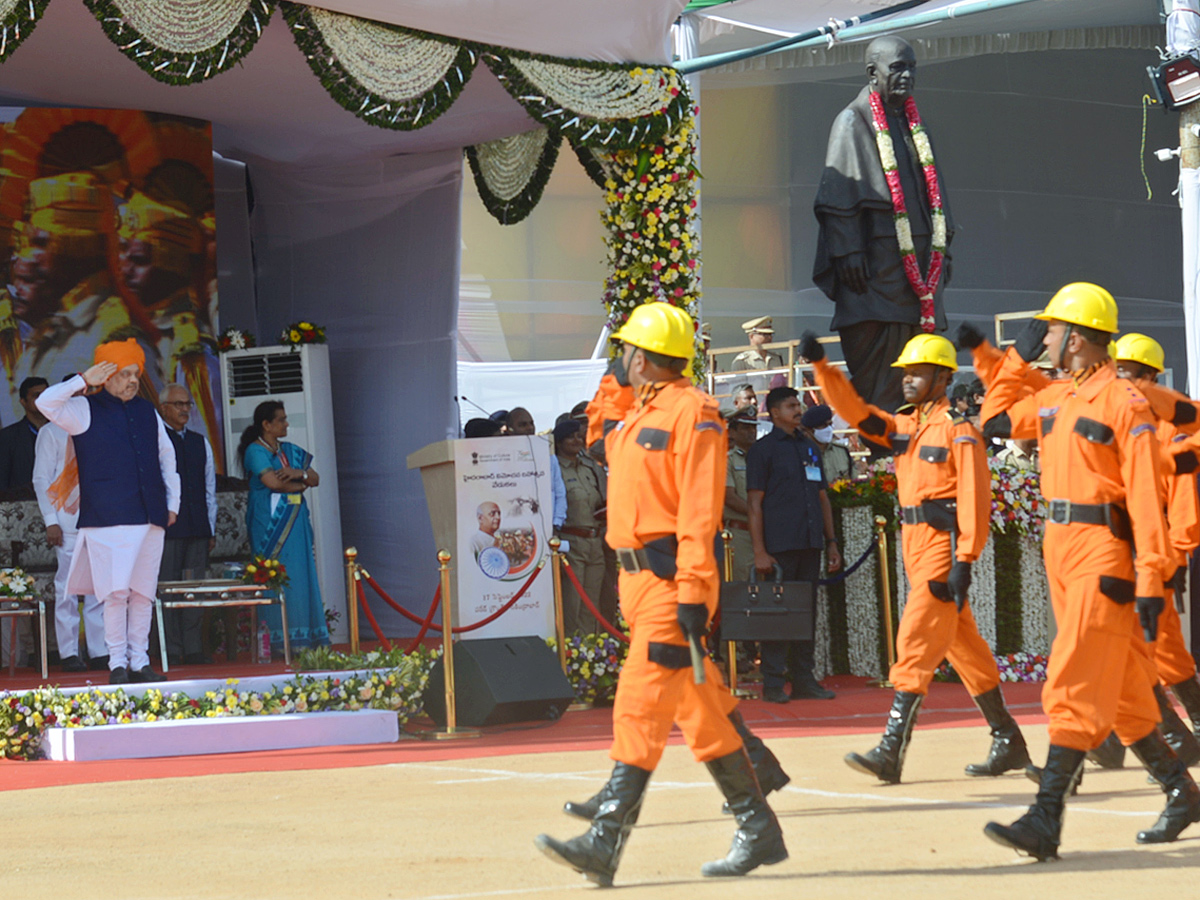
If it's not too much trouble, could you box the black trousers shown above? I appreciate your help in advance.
[759,548,822,691]
[160,537,210,660]
[837,320,920,414]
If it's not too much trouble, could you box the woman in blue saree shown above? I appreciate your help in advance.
[237,400,329,650]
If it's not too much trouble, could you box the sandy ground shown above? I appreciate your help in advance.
[7,725,1200,900]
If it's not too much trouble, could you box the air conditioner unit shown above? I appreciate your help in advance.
[221,344,346,641]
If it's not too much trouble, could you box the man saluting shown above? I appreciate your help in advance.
[36,339,180,685]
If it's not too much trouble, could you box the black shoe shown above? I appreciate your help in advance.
[1170,676,1200,742]
[132,666,167,683]
[563,785,609,822]
[844,690,922,784]
[60,655,87,673]
[536,762,651,887]
[1130,728,1200,844]
[790,674,835,700]
[985,744,1086,860]
[1086,731,1126,769]
[1155,683,1200,767]
[109,666,130,685]
[965,686,1031,776]
[701,748,788,877]
[88,655,110,671]
[722,710,791,814]
[762,686,790,704]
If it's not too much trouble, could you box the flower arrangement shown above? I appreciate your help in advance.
[243,556,288,590]
[0,567,35,598]
[216,327,257,353]
[548,632,630,705]
[935,651,1049,685]
[280,320,326,346]
[989,457,1044,538]
[1,654,436,760]
[597,108,701,371]
[827,458,898,511]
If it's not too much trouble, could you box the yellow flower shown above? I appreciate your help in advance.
[289,330,301,343]
[299,322,312,330]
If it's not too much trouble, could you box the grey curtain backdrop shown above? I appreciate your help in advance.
[246,149,463,637]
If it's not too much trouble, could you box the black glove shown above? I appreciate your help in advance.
[799,331,825,363]
[948,561,972,613]
[1170,565,1187,612]
[954,322,986,351]
[676,603,709,642]
[1137,596,1164,643]
[1174,450,1198,475]
[1013,318,1050,364]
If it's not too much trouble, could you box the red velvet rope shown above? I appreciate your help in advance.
[355,578,392,651]
[561,558,629,644]
[404,585,441,654]
[361,562,544,634]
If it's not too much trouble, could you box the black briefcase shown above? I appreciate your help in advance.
[720,565,814,642]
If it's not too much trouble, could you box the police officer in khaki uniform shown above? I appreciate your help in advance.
[554,417,607,634]
[723,406,757,577]
[731,316,785,371]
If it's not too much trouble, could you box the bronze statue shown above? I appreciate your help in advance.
[812,35,955,411]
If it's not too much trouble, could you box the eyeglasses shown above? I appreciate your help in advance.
[164,401,195,409]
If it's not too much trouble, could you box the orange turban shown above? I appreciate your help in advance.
[94,338,145,375]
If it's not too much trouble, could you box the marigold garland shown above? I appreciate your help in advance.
[83,0,276,85]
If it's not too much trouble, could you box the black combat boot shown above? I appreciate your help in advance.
[568,711,792,822]
[1086,731,1126,769]
[1171,676,1200,742]
[700,748,789,877]
[1155,683,1200,767]
[1129,729,1200,844]
[984,744,1086,860]
[964,686,1032,776]
[536,762,651,886]
[844,690,922,784]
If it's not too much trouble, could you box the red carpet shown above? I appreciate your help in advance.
[0,675,1047,792]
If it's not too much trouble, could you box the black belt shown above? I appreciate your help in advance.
[615,536,678,579]
[1047,499,1129,534]
[899,499,957,531]
[560,525,601,539]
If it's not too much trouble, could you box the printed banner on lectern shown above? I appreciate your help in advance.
[453,436,555,639]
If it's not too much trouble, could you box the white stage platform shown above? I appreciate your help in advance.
[43,709,400,762]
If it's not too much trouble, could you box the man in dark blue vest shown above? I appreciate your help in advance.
[158,382,217,665]
[36,338,180,685]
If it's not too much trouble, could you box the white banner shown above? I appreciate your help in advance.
[453,436,556,639]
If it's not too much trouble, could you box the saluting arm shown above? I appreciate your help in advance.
[980,352,1040,441]
[585,372,634,456]
[811,358,896,449]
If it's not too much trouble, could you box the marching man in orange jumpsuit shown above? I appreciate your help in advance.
[536,303,787,886]
[801,331,1030,783]
[980,283,1200,860]
[1113,334,1200,765]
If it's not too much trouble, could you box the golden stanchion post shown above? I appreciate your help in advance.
[421,549,480,740]
[869,515,896,688]
[722,530,755,698]
[549,537,567,672]
[344,547,360,654]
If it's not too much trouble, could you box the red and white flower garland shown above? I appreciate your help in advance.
[867,90,946,333]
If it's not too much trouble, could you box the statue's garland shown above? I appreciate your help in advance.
[0,0,49,64]
[465,129,561,226]
[83,0,275,85]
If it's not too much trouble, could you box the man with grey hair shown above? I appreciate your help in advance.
[471,501,502,557]
[158,382,217,665]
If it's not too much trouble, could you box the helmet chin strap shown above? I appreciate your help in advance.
[1051,324,1074,371]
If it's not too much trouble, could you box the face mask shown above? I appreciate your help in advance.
[813,426,834,444]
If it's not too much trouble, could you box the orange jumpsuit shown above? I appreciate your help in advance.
[981,356,1170,750]
[814,359,998,695]
[1153,419,1200,685]
[595,376,742,770]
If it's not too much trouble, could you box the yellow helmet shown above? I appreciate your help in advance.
[891,333,958,371]
[1113,332,1164,373]
[1035,282,1118,333]
[611,302,695,360]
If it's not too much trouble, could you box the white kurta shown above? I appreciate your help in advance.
[36,376,181,600]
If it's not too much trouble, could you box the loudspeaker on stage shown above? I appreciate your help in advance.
[422,636,576,727]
